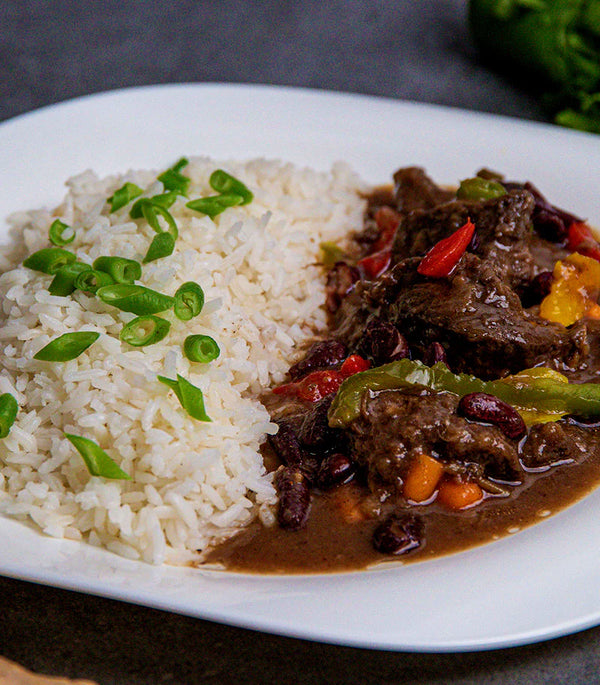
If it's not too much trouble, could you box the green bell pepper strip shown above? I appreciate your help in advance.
[328,358,600,428]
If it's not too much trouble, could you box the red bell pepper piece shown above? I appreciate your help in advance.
[417,219,475,278]
[567,221,600,262]
[273,355,370,402]
[372,206,401,253]
[358,249,392,279]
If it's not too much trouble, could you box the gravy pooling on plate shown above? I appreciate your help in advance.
[207,166,600,573]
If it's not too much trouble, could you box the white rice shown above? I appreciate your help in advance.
[0,156,367,565]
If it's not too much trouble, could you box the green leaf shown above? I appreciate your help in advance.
[65,434,131,479]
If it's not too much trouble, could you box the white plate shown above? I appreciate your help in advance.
[1,83,600,652]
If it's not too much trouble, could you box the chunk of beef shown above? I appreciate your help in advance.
[342,253,584,379]
[393,167,453,214]
[521,421,600,469]
[349,388,521,497]
[391,189,537,290]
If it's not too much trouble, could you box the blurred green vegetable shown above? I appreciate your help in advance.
[469,0,600,133]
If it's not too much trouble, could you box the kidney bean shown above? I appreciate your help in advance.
[288,340,347,380]
[372,513,424,555]
[325,261,360,312]
[297,396,337,448]
[317,453,356,489]
[458,392,526,440]
[268,422,304,467]
[423,342,448,368]
[359,319,410,365]
[521,271,554,308]
[275,466,311,530]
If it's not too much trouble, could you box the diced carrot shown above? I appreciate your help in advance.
[403,454,444,503]
[437,478,484,511]
[587,303,600,319]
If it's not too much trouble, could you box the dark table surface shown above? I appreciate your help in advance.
[2,1,599,683]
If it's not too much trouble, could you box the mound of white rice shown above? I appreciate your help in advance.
[0,156,367,565]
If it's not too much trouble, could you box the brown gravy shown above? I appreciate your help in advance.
[206,447,600,574]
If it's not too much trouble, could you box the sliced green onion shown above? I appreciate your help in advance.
[108,182,143,212]
[34,331,100,362]
[93,256,142,284]
[49,219,75,246]
[158,157,190,196]
[0,393,18,439]
[158,374,211,422]
[120,315,170,347]
[48,262,92,296]
[65,434,131,480]
[129,192,178,217]
[23,248,76,275]
[74,269,115,294]
[183,334,220,363]
[130,198,178,239]
[143,232,176,263]
[97,284,174,315]
[186,194,243,219]
[173,281,204,321]
[209,169,253,205]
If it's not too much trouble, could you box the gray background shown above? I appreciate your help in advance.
[2,1,598,684]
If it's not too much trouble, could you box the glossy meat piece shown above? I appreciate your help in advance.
[349,387,521,495]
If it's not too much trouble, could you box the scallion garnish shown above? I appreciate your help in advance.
[49,219,75,246]
[33,331,100,362]
[65,434,131,480]
[0,393,18,439]
[97,284,174,315]
[130,198,178,239]
[173,282,204,321]
[93,256,142,284]
[108,182,143,212]
[158,374,211,422]
[23,248,76,275]
[142,232,175,264]
[158,158,190,196]
[186,194,244,219]
[48,262,92,296]
[183,334,220,363]
[74,269,115,294]
[120,315,170,347]
[209,169,253,205]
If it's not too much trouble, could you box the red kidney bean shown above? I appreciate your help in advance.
[288,340,347,380]
[297,396,337,448]
[275,467,311,530]
[521,271,553,308]
[423,342,448,368]
[372,513,424,555]
[458,392,526,440]
[268,423,304,467]
[317,453,356,489]
[359,319,410,365]
[325,262,360,312]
